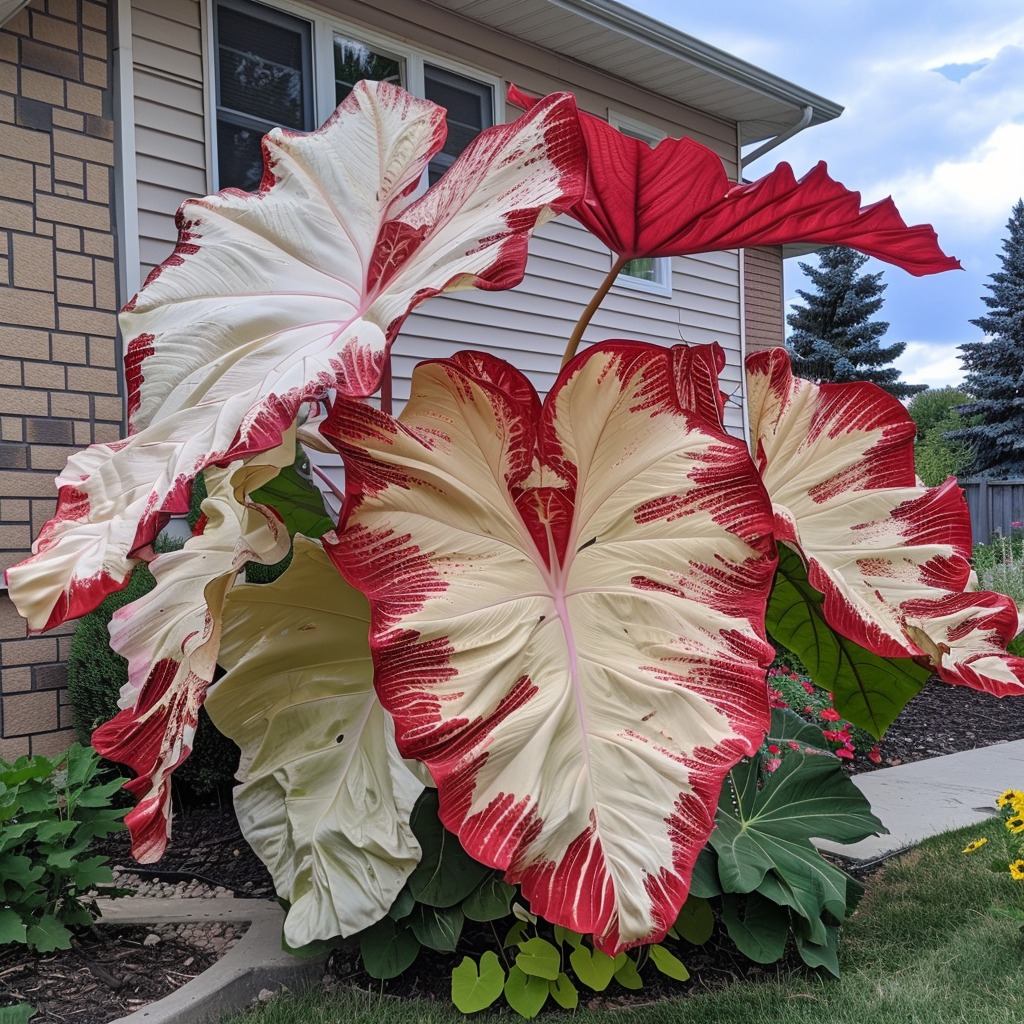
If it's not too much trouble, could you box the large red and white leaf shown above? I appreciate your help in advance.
[510,85,960,275]
[747,347,1024,697]
[207,536,423,946]
[5,81,584,634]
[322,342,777,954]
[91,443,292,862]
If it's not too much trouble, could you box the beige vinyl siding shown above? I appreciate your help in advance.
[130,0,207,277]
[126,0,746,433]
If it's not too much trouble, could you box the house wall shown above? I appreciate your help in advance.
[743,246,785,353]
[0,0,120,760]
[123,0,747,432]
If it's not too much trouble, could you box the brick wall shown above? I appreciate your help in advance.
[744,246,786,353]
[0,0,122,761]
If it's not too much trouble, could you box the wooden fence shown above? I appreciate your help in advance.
[959,479,1024,544]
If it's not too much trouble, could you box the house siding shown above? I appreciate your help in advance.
[125,0,745,432]
[743,245,785,354]
[0,0,120,760]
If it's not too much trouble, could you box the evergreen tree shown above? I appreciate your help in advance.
[786,245,926,399]
[952,199,1024,477]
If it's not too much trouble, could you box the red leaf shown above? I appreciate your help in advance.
[509,85,960,276]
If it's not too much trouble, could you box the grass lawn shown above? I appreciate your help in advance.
[222,817,1024,1024]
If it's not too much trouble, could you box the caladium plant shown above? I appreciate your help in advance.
[7,80,1024,957]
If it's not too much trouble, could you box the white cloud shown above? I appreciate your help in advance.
[893,341,966,389]
[872,122,1024,231]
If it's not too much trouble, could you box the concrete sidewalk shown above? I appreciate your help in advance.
[816,738,1024,862]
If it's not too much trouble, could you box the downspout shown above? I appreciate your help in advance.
[740,104,814,175]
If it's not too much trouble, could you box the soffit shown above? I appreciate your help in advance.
[427,0,843,144]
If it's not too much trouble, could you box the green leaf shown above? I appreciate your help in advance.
[719,892,789,964]
[0,1003,34,1024]
[552,924,582,949]
[649,943,690,981]
[26,914,73,953]
[515,937,561,980]
[462,874,516,922]
[451,952,505,1013]
[767,544,929,737]
[249,451,335,539]
[357,916,420,979]
[70,855,115,891]
[503,965,549,1019]
[687,847,722,899]
[549,972,579,1009]
[767,706,833,752]
[0,855,45,891]
[0,908,27,944]
[794,919,841,976]
[671,896,714,945]
[511,902,537,925]
[407,790,490,908]
[709,751,883,925]
[568,944,618,991]
[503,920,528,949]
[387,886,416,921]
[409,904,463,952]
[613,954,643,990]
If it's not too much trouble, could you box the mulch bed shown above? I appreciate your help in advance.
[3,676,1024,1023]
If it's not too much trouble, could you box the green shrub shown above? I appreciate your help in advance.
[0,743,129,953]
[65,561,240,799]
[351,789,712,1018]
[695,707,884,975]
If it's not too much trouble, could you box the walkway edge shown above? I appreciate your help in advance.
[98,898,326,1024]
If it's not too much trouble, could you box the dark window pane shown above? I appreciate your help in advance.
[423,65,492,184]
[215,0,313,188]
[334,36,403,105]
[217,120,266,193]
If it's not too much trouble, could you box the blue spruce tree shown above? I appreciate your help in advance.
[787,245,925,399]
[952,199,1024,477]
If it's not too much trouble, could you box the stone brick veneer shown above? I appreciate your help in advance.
[0,0,122,760]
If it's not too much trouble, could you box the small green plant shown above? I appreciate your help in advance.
[450,897,711,1017]
[694,707,885,975]
[351,788,712,1018]
[0,743,129,953]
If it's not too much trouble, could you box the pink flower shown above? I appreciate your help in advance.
[801,681,815,694]
[819,708,842,722]
[835,748,854,760]
[868,747,882,764]
[765,757,783,773]
[787,741,801,751]
[768,688,788,708]
[767,744,780,754]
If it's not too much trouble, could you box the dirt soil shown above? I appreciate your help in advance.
[3,677,1023,1023]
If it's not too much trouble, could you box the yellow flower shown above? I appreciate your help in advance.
[1006,816,1024,834]
[997,789,1024,811]
[962,838,988,853]
[1010,860,1024,881]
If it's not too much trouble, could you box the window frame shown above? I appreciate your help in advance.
[206,0,502,192]
[607,110,673,299]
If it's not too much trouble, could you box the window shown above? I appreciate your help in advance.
[214,0,314,191]
[213,0,496,191]
[609,113,672,296]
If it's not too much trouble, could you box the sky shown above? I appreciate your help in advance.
[627,0,1024,389]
